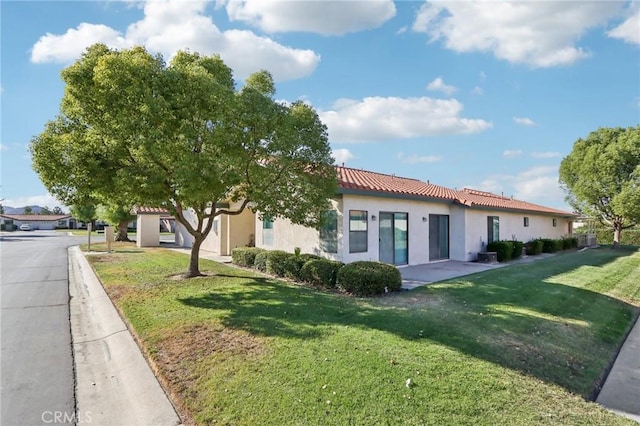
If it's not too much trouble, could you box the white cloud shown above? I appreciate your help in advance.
[503,150,523,159]
[531,151,561,159]
[319,96,492,143]
[3,194,66,210]
[396,25,408,35]
[0,144,8,152]
[332,148,355,165]
[466,165,566,208]
[513,117,536,126]
[471,86,483,95]
[223,0,396,35]
[30,0,319,82]
[397,152,442,164]
[426,77,457,95]
[31,23,132,64]
[412,1,624,67]
[607,7,640,45]
[512,166,564,203]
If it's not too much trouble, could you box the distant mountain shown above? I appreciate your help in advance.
[2,205,49,215]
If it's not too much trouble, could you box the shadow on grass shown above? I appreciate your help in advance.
[179,247,639,399]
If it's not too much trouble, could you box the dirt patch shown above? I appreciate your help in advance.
[103,284,135,303]
[152,323,266,424]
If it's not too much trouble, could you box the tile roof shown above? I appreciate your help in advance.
[134,206,171,215]
[457,188,574,216]
[0,214,71,221]
[337,166,460,200]
[336,166,575,217]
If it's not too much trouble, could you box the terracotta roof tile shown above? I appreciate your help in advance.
[337,166,459,200]
[134,206,171,215]
[335,166,575,216]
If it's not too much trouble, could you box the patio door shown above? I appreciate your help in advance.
[379,212,408,265]
[429,214,449,261]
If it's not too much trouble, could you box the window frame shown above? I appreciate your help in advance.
[524,217,530,227]
[319,210,338,253]
[349,210,368,253]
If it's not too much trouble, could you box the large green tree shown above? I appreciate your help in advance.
[559,126,640,247]
[31,44,336,277]
[70,204,97,229]
[96,203,136,242]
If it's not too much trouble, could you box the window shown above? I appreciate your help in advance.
[212,218,219,233]
[524,217,530,227]
[487,216,499,244]
[553,218,557,227]
[349,210,368,253]
[319,210,338,253]
[262,217,274,246]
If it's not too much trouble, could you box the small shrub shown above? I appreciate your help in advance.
[525,239,543,255]
[282,253,324,281]
[337,261,402,296]
[512,241,524,259]
[231,247,266,267]
[300,259,344,288]
[540,238,563,253]
[562,236,578,250]
[266,250,291,277]
[486,241,514,262]
[254,251,268,272]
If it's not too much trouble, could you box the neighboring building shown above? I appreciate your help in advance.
[0,214,73,230]
[253,167,577,265]
[171,166,576,264]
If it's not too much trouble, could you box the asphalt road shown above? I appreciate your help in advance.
[1,230,84,425]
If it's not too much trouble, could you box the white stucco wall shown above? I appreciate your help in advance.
[340,194,451,265]
[462,208,572,259]
[136,214,160,247]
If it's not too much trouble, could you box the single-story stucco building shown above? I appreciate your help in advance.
[174,166,577,265]
[0,214,74,230]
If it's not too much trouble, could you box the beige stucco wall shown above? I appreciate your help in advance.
[136,214,160,247]
[175,203,255,255]
[255,199,343,259]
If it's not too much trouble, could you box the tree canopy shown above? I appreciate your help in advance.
[559,126,640,246]
[30,44,337,276]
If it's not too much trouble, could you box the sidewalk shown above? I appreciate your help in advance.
[68,246,181,425]
[596,313,640,423]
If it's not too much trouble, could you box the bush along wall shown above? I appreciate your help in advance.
[300,259,344,289]
[337,261,402,296]
[525,239,543,255]
[486,241,515,262]
[231,247,266,268]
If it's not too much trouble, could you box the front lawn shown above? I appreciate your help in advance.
[87,246,640,425]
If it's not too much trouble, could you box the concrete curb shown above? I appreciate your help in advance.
[68,246,181,425]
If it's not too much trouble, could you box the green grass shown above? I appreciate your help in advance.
[87,246,640,425]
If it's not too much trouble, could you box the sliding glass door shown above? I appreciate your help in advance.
[429,214,449,261]
[379,212,408,265]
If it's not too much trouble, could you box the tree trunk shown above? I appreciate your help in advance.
[613,224,622,248]
[185,236,204,278]
[115,220,130,242]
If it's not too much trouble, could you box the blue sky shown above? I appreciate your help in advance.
[1,0,639,212]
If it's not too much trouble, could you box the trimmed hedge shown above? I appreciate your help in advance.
[525,239,543,256]
[300,259,344,288]
[562,236,578,250]
[540,238,563,253]
[282,253,324,280]
[231,247,266,268]
[512,241,524,259]
[592,227,640,246]
[486,241,514,262]
[337,261,402,296]
[265,250,291,277]
[253,251,268,272]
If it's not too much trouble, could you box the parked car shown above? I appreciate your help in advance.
[19,224,31,231]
